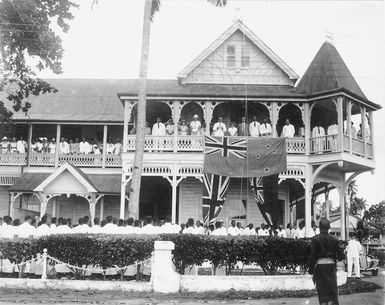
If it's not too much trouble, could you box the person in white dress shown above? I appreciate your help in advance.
[286,223,297,238]
[243,223,256,236]
[346,233,363,278]
[16,137,27,153]
[249,116,260,137]
[236,222,244,235]
[56,218,72,234]
[34,216,51,237]
[312,122,326,153]
[281,119,295,138]
[48,138,56,154]
[141,216,159,234]
[296,222,306,238]
[79,138,91,154]
[212,117,227,137]
[183,218,198,234]
[8,137,17,153]
[152,117,166,151]
[227,220,239,236]
[227,122,238,136]
[211,221,227,236]
[18,215,36,238]
[189,115,201,136]
[350,122,358,139]
[160,216,181,234]
[259,118,272,137]
[258,223,269,236]
[327,121,338,151]
[1,136,9,153]
[102,215,117,234]
[114,139,122,155]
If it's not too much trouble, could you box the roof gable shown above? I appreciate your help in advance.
[296,42,366,99]
[34,163,97,193]
[178,20,298,85]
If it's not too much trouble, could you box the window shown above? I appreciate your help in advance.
[226,45,236,68]
[241,45,250,68]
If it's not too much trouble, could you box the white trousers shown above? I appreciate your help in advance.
[347,256,360,277]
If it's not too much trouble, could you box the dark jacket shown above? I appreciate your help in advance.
[308,232,345,274]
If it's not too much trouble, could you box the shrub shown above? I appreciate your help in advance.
[0,234,313,277]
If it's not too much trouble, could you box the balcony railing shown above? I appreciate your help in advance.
[0,153,27,165]
[125,135,305,154]
[25,153,121,167]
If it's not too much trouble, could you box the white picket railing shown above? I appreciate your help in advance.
[0,153,27,165]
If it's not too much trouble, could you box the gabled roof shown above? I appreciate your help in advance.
[34,162,97,193]
[296,42,367,100]
[177,20,299,81]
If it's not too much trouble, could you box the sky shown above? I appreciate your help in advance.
[38,0,385,205]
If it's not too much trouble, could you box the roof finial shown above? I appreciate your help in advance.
[325,29,334,44]
[233,8,243,23]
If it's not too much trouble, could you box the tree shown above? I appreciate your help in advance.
[350,196,367,217]
[128,0,227,218]
[364,201,385,234]
[0,0,78,129]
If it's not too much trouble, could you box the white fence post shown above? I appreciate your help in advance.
[41,249,48,280]
[151,241,180,293]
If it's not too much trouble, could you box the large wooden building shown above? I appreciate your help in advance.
[0,20,381,238]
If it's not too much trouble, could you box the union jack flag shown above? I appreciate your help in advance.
[202,173,230,225]
[204,136,247,159]
[249,177,273,227]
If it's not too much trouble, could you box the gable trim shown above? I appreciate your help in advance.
[34,163,97,193]
[178,20,299,81]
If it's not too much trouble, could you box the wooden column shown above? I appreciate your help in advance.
[55,124,61,167]
[346,100,352,153]
[27,123,33,166]
[89,194,96,226]
[304,165,313,237]
[271,102,278,138]
[325,190,330,220]
[99,196,104,220]
[361,106,367,157]
[123,100,129,153]
[304,103,311,155]
[173,101,181,153]
[337,97,344,152]
[339,175,346,240]
[120,173,126,219]
[102,125,108,168]
[368,111,374,159]
[52,197,57,217]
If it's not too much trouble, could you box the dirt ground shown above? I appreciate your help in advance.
[0,271,383,305]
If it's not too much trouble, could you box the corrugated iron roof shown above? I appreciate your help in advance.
[296,42,366,99]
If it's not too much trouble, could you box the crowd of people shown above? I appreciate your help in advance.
[0,214,321,239]
[0,136,122,155]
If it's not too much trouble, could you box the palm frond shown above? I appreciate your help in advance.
[207,0,227,7]
[150,0,161,21]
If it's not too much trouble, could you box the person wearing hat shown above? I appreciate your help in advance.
[212,117,227,137]
[1,136,9,153]
[189,114,201,136]
[178,119,189,136]
[48,138,56,154]
[42,137,49,153]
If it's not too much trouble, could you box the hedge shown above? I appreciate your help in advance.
[0,234,315,276]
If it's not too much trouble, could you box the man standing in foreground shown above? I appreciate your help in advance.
[308,218,345,305]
